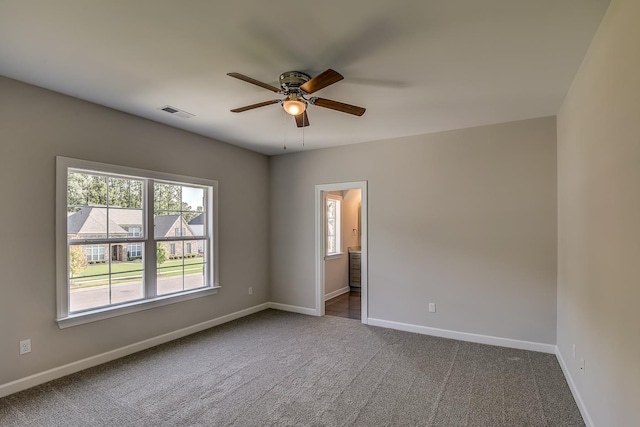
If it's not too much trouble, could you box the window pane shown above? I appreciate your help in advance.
[68,172,107,209]
[110,271,144,305]
[108,177,142,209]
[68,243,144,313]
[68,208,107,241]
[67,172,144,242]
[108,207,143,239]
[182,186,204,211]
[327,237,335,254]
[186,212,206,237]
[327,200,335,218]
[70,273,110,312]
[154,183,182,212]
[326,197,341,255]
[185,259,205,290]
[154,211,182,239]
[154,182,205,238]
[182,245,206,291]
[157,241,184,295]
[157,242,206,294]
[327,219,335,236]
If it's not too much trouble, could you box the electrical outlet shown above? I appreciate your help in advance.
[580,358,585,375]
[572,344,576,360]
[19,339,31,355]
[248,287,253,295]
[428,303,436,313]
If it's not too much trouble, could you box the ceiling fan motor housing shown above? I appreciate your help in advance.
[279,71,311,94]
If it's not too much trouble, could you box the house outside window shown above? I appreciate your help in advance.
[326,194,342,256]
[57,157,219,328]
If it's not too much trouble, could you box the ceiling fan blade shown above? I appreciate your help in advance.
[311,97,366,116]
[230,99,280,113]
[295,111,310,127]
[300,69,344,94]
[227,72,281,93]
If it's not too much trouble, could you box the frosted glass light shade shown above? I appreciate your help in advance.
[282,99,306,116]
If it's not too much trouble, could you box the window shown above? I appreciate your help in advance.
[57,157,219,327]
[128,227,141,237]
[85,245,105,262]
[127,243,142,258]
[326,194,342,256]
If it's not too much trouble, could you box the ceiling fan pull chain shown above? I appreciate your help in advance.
[283,108,287,150]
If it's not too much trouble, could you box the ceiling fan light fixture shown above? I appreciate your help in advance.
[282,97,306,116]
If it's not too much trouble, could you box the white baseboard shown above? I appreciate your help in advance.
[0,303,567,404]
[324,286,350,301]
[268,302,317,316]
[367,317,556,354]
[0,303,270,398]
[556,347,594,427]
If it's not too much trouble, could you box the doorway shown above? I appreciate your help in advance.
[315,181,368,324]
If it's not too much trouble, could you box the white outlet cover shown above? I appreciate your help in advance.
[19,339,31,355]
[428,303,436,313]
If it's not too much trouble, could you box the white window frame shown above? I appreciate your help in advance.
[325,193,342,259]
[56,156,219,328]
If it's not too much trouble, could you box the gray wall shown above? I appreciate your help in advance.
[270,117,558,344]
[0,77,270,385]
[557,0,640,425]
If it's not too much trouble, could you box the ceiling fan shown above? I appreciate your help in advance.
[227,69,366,127]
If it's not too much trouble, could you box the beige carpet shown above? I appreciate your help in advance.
[0,310,583,426]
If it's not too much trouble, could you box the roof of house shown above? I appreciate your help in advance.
[67,207,192,238]
[67,207,129,235]
[188,213,204,225]
[154,215,181,238]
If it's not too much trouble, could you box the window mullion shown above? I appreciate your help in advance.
[145,178,157,298]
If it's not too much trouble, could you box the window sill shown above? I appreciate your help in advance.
[57,286,220,329]
[324,253,344,261]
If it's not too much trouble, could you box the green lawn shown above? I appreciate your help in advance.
[71,258,204,289]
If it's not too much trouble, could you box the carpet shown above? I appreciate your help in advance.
[0,309,584,426]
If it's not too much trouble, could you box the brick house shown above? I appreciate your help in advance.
[67,207,198,262]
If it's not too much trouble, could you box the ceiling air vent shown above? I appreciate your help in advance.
[158,105,194,119]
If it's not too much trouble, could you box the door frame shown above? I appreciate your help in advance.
[315,181,368,324]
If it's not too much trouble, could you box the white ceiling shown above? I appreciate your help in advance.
[0,0,609,155]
